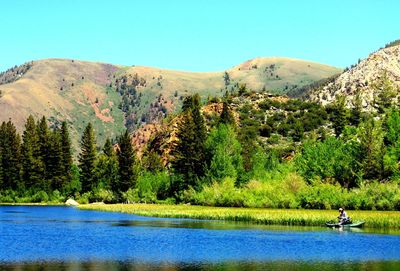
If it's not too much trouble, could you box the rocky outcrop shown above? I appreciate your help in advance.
[65,198,79,206]
[310,44,400,109]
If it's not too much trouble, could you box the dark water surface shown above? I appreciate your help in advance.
[1,206,400,270]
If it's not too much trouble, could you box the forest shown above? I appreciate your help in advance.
[1,79,400,210]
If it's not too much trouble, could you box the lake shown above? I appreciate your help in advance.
[1,205,400,270]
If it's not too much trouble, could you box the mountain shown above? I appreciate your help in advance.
[309,43,400,108]
[0,57,339,150]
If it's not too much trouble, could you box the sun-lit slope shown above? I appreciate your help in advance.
[124,57,341,99]
[0,58,126,150]
[0,57,339,150]
[228,57,341,93]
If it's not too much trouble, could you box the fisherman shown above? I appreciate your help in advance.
[338,207,350,225]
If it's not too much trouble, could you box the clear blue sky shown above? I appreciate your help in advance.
[1,0,399,72]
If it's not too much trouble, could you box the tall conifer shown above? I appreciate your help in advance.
[116,130,137,193]
[21,115,42,189]
[79,123,98,193]
[0,120,22,190]
[172,94,207,188]
[60,121,73,186]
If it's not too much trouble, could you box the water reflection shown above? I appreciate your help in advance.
[2,260,400,271]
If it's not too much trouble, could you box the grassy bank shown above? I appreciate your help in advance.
[79,203,400,229]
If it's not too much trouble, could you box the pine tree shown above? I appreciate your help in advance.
[96,138,119,190]
[374,71,397,113]
[48,129,64,191]
[172,94,207,188]
[79,123,98,193]
[60,121,73,187]
[0,120,22,190]
[116,130,137,193]
[37,116,51,190]
[330,95,349,137]
[350,93,363,126]
[103,138,114,157]
[358,117,385,180]
[219,101,235,127]
[21,115,43,189]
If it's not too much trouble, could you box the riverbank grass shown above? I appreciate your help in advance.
[78,204,400,229]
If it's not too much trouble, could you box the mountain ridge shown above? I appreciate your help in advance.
[0,57,340,151]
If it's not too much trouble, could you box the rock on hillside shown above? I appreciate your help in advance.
[310,44,400,109]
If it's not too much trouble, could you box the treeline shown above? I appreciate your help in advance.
[0,115,140,203]
[2,84,400,209]
[0,117,72,201]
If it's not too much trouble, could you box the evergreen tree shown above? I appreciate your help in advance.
[330,95,349,137]
[79,123,98,193]
[96,138,119,190]
[142,150,164,173]
[37,116,51,190]
[350,93,363,126]
[103,138,114,157]
[358,118,385,180]
[21,115,42,189]
[116,130,137,193]
[0,120,22,190]
[219,101,235,127]
[238,112,259,173]
[383,108,400,177]
[172,94,207,188]
[374,71,397,113]
[48,129,64,191]
[60,121,73,187]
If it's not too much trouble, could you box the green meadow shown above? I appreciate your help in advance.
[79,203,400,229]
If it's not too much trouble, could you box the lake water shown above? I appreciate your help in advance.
[1,206,400,270]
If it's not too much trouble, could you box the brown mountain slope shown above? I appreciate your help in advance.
[0,57,340,150]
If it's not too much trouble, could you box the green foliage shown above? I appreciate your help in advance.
[219,101,235,126]
[63,164,81,196]
[37,116,51,189]
[205,124,243,183]
[373,71,397,113]
[295,137,360,187]
[172,94,207,188]
[116,130,138,193]
[141,150,164,173]
[79,122,98,193]
[121,171,171,203]
[0,120,21,190]
[329,95,350,137]
[21,115,42,189]
[60,121,73,187]
[358,117,385,180]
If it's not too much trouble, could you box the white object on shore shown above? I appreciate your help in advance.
[65,198,79,206]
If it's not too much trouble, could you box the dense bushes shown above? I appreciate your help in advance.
[186,173,400,210]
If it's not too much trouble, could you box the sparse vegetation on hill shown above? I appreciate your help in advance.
[0,61,33,85]
[0,58,339,151]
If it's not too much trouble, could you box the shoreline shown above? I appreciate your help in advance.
[78,203,400,229]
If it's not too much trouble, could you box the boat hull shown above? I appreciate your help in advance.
[325,221,365,228]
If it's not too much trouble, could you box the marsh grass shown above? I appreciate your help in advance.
[79,203,400,229]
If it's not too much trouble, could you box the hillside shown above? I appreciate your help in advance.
[0,57,339,150]
[309,44,400,108]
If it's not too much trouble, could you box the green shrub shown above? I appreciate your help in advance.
[31,191,49,203]
[135,171,171,202]
[91,188,115,203]
[122,188,140,203]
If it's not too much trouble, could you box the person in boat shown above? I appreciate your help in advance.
[338,207,350,225]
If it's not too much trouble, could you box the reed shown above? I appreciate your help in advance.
[79,204,400,229]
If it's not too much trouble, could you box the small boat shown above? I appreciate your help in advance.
[325,221,365,228]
